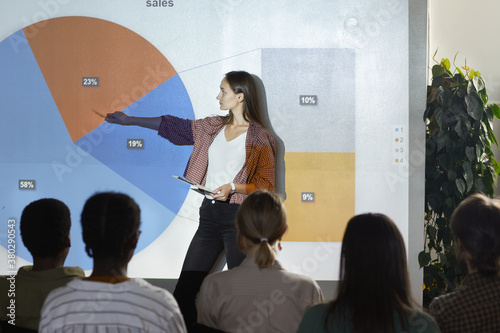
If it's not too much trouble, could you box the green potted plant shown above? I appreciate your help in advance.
[419,52,500,307]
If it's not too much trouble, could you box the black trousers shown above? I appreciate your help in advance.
[174,198,245,331]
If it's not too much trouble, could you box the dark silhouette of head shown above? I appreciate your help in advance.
[21,198,71,259]
[81,192,141,260]
[326,213,413,332]
[450,193,500,276]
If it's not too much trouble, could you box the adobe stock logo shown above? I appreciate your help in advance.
[344,0,404,49]
[8,0,72,53]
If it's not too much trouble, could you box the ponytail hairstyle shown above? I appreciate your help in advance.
[450,193,500,276]
[236,190,287,269]
[221,71,265,128]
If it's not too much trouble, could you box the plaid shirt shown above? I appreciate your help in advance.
[429,273,500,333]
[158,115,276,204]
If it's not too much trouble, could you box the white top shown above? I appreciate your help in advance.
[39,278,187,333]
[205,126,247,198]
[196,258,324,333]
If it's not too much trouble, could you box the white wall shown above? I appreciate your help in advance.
[429,0,500,197]
[429,0,500,104]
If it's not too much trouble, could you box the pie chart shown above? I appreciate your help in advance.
[0,16,194,269]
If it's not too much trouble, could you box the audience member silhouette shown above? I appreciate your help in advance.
[429,193,500,332]
[0,198,84,331]
[196,190,323,333]
[38,192,187,332]
[297,213,440,333]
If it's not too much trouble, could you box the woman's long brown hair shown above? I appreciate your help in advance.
[221,71,265,128]
[324,213,414,332]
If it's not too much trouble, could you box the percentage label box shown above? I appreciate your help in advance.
[127,139,144,149]
[301,192,315,202]
[299,95,318,106]
[19,180,36,190]
[82,77,99,87]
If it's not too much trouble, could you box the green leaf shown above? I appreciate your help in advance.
[427,225,437,240]
[470,69,476,80]
[479,135,486,150]
[441,58,451,70]
[456,66,464,77]
[424,104,434,121]
[465,92,484,120]
[432,75,445,88]
[486,105,494,122]
[488,164,498,188]
[478,89,489,105]
[492,162,499,187]
[434,107,444,128]
[432,64,445,78]
[473,74,485,92]
[454,116,471,139]
[443,229,453,249]
[439,253,449,267]
[486,120,500,148]
[490,103,500,119]
[437,87,453,107]
[463,161,474,192]
[439,153,454,171]
[493,156,500,175]
[436,217,446,230]
[475,178,487,194]
[455,86,466,99]
[455,178,466,195]
[435,86,444,106]
[447,169,457,181]
[477,143,484,161]
[437,128,448,152]
[427,193,441,211]
[419,251,431,267]
[465,146,475,162]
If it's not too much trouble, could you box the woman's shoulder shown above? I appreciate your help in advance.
[280,267,321,288]
[428,289,460,315]
[248,122,276,146]
[297,302,331,332]
[248,120,268,133]
[199,264,250,298]
[201,265,240,286]
[305,302,330,315]
[406,309,441,333]
[193,115,224,127]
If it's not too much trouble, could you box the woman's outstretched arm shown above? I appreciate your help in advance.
[105,111,161,130]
